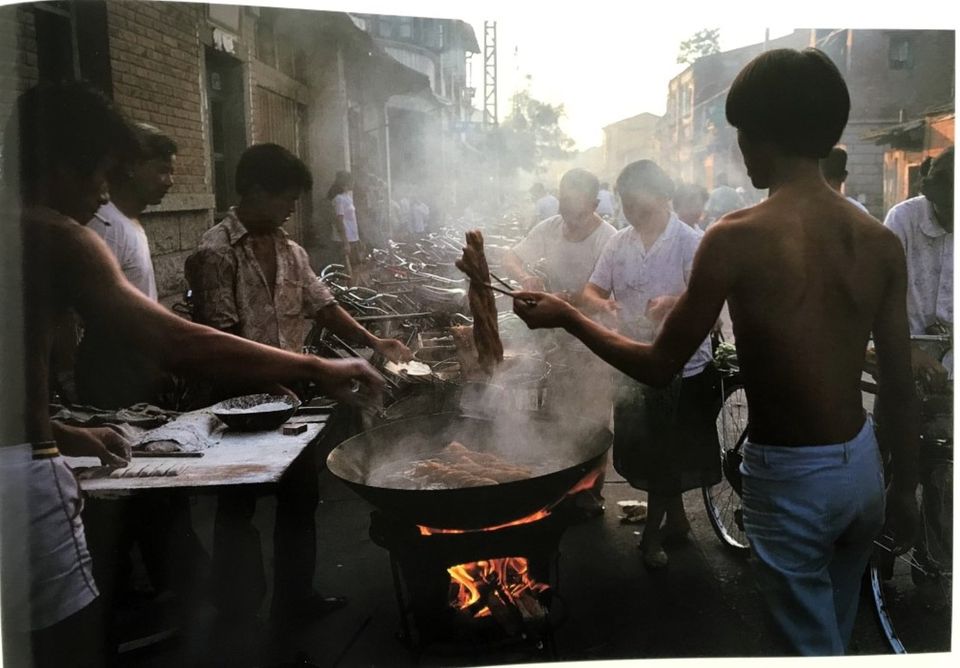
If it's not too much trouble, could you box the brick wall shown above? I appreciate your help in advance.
[0,5,38,147]
[103,0,214,302]
[840,122,888,219]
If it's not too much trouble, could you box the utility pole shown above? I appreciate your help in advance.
[483,21,497,128]
[483,20,501,205]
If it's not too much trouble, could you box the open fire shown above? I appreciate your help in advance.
[448,557,549,622]
[413,465,604,623]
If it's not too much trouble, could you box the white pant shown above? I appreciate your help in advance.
[7,445,99,630]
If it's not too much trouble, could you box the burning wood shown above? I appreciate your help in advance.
[448,557,549,630]
[455,230,504,375]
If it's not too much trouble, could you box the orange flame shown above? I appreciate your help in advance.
[417,464,603,536]
[418,508,550,536]
[447,557,549,618]
[565,465,604,497]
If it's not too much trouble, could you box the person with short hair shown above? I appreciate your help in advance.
[883,146,953,385]
[512,48,919,655]
[596,181,616,219]
[186,143,412,622]
[4,82,382,668]
[74,123,178,409]
[820,146,869,213]
[673,182,710,229]
[327,170,361,272]
[580,160,720,567]
[503,168,618,516]
[530,181,560,227]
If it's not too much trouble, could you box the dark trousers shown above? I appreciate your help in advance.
[211,438,320,618]
[30,598,106,668]
[83,494,209,665]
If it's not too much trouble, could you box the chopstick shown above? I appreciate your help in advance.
[488,271,516,291]
[479,281,537,306]
[481,281,519,299]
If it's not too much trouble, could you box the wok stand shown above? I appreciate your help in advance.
[369,508,568,657]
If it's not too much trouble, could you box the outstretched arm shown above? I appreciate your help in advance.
[514,227,733,386]
[60,224,383,402]
[315,304,413,362]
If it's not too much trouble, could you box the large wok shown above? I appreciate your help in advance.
[326,412,611,530]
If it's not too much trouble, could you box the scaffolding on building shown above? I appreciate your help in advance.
[483,21,497,128]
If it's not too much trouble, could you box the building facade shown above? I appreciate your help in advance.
[0,1,435,302]
[602,112,661,183]
[658,28,955,218]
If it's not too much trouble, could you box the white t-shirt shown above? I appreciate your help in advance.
[535,194,559,222]
[333,192,360,242]
[87,201,158,300]
[512,215,617,294]
[847,195,869,214]
[596,189,616,217]
[589,213,713,377]
[410,201,430,234]
[883,195,953,335]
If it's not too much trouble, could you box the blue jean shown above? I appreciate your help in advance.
[740,417,885,655]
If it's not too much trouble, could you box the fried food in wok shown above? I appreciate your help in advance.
[377,441,533,490]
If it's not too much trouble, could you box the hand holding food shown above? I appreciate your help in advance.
[375,337,415,363]
[314,357,385,407]
[512,291,577,330]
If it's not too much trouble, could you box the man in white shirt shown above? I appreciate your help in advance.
[883,146,953,383]
[76,123,176,408]
[506,169,617,297]
[596,181,616,219]
[504,169,618,517]
[820,147,870,214]
[530,182,559,227]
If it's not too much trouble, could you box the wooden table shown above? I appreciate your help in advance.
[65,418,326,498]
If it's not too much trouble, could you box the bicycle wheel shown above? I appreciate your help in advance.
[869,454,952,654]
[702,376,750,552]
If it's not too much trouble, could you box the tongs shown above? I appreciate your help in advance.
[481,271,537,306]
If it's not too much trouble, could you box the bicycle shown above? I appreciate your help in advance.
[700,335,953,653]
[701,341,750,553]
[866,333,952,654]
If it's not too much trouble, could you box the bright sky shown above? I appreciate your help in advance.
[206,0,957,151]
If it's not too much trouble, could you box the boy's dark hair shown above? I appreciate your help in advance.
[326,170,353,200]
[235,143,312,197]
[5,81,136,197]
[109,123,178,184]
[674,182,709,205]
[135,123,178,162]
[920,146,953,206]
[560,168,600,199]
[820,147,849,181]
[726,48,850,159]
[616,160,675,200]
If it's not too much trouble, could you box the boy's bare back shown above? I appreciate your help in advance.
[717,183,908,445]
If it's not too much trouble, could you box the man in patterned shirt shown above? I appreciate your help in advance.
[186,143,412,623]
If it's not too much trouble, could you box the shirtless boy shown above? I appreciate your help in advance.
[4,82,381,667]
[512,48,919,655]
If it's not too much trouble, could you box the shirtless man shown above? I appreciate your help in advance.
[512,49,919,655]
[5,82,381,668]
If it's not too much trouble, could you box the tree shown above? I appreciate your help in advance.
[677,28,720,66]
[493,85,576,176]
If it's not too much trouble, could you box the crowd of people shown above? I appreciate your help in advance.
[1,41,953,667]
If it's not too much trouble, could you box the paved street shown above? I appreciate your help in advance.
[121,457,949,667]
